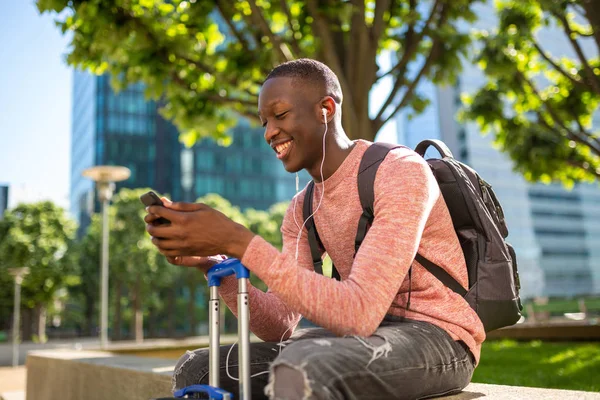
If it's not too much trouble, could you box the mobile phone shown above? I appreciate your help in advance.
[140,191,170,225]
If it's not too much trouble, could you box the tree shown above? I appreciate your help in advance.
[109,188,175,342]
[38,0,479,144]
[462,0,600,186]
[0,202,77,342]
[67,213,101,336]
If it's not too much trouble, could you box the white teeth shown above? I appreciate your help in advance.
[275,141,291,153]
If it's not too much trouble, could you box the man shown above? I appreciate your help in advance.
[146,58,484,400]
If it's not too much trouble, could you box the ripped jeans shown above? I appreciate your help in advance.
[171,317,475,400]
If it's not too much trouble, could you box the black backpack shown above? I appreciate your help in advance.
[303,139,523,332]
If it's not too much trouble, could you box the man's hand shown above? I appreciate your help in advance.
[144,199,255,260]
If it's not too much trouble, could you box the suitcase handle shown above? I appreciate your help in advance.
[207,258,250,287]
[174,384,232,399]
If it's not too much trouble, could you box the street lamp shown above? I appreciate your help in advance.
[9,267,29,367]
[82,166,130,349]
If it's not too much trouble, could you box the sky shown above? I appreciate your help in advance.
[0,1,72,209]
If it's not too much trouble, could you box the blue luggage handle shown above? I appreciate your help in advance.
[172,258,251,400]
[207,258,250,287]
[174,384,232,399]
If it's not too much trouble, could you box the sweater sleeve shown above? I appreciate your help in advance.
[243,152,439,337]
[218,195,317,342]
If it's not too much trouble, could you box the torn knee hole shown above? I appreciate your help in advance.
[266,363,313,400]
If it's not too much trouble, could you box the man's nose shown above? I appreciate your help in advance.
[264,123,280,143]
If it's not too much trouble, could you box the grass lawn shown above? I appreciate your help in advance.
[473,340,600,392]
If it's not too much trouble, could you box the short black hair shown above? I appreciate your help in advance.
[265,58,343,104]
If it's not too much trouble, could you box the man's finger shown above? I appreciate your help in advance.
[151,236,183,251]
[166,256,182,265]
[146,205,183,222]
[144,213,161,224]
[163,201,205,212]
[146,223,176,238]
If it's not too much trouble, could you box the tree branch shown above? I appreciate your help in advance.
[215,1,253,54]
[377,0,440,81]
[371,0,392,48]
[578,0,600,50]
[374,0,442,120]
[531,39,585,90]
[566,159,600,178]
[203,93,258,108]
[169,71,258,109]
[520,71,600,155]
[375,0,444,124]
[247,0,294,62]
[279,0,303,56]
[536,111,600,157]
[555,11,600,95]
[378,39,441,130]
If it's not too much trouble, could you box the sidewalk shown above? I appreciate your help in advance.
[0,366,26,400]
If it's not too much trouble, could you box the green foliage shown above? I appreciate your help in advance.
[0,202,76,340]
[474,340,600,392]
[244,201,288,250]
[0,202,77,307]
[462,0,600,186]
[196,193,247,225]
[37,0,482,142]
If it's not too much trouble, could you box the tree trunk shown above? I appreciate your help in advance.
[147,308,156,338]
[21,308,33,342]
[187,283,197,336]
[33,304,47,343]
[84,291,95,336]
[134,277,144,343]
[167,287,176,337]
[113,280,122,340]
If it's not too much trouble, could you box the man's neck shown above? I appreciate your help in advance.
[309,128,355,183]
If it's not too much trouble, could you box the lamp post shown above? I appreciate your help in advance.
[9,267,29,367]
[82,166,130,349]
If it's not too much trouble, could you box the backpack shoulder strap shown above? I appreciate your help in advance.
[358,142,467,297]
[302,181,341,280]
[303,181,323,275]
[355,142,402,251]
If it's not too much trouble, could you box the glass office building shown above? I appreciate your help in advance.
[70,72,307,231]
[70,71,182,232]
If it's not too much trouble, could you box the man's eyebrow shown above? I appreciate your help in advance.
[268,100,284,107]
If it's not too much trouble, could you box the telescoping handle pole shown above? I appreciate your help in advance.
[207,259,252,400]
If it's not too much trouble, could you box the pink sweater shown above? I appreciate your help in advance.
[218,140,485,363]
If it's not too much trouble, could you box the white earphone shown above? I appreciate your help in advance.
[322,108,327,123]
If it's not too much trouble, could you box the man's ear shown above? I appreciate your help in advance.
[319,96,336,123]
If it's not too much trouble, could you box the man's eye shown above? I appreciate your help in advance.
[275,111,288,119]
[262,121,267,128]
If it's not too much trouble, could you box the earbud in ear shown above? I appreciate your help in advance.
[322,108,327,123]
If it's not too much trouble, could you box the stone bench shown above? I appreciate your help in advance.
[25,349,600,400]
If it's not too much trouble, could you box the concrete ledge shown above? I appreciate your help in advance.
[25,349,600,400]
[26,350,174,400]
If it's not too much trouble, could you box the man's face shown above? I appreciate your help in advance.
[258,77,323,173]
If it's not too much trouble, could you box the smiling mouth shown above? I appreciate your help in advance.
[274,140,293,160]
